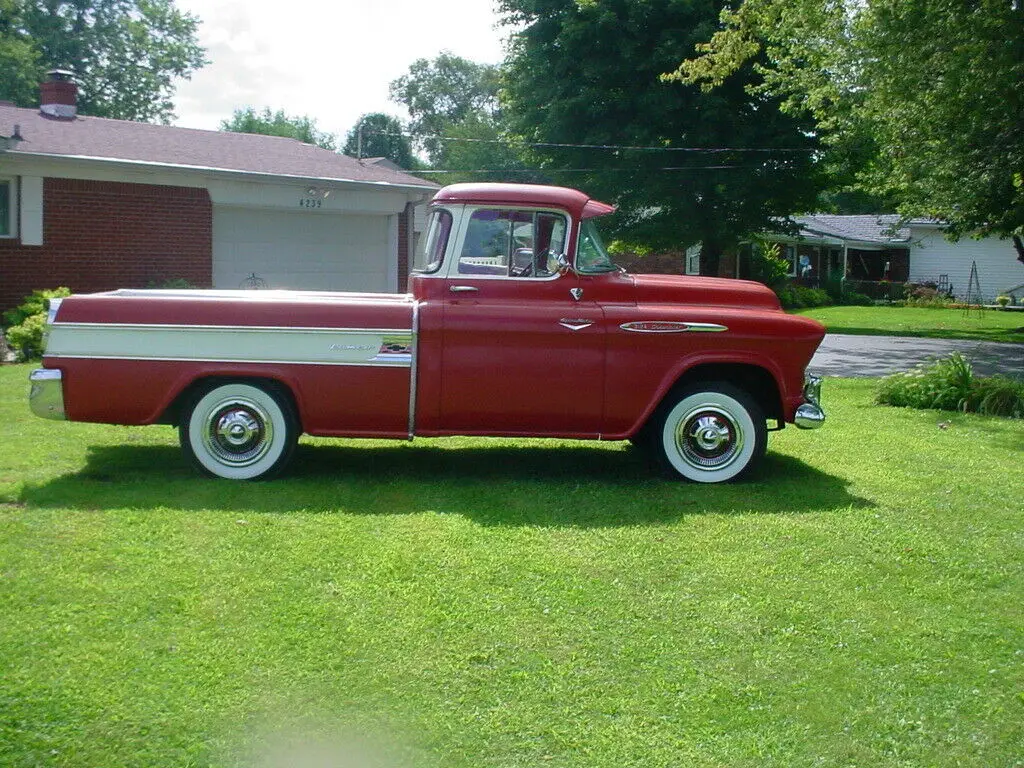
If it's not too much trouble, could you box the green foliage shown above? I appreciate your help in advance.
[0,0,207,122]
[498,0,824,253]
[3,286,70,361]
[774,284,832,309]
[795,305,1024,343]
[2,286,71,328]
[673,0,1024,249]
[876,353,1024,418]
[341,112,416,169]
[748,240,790,288]
[4,313,46,360]
[220,107,337,150]
[841,291,874,307]
[145,277,193,289]
[3,371,1024,765]
[389,52,502,166]
[904,283,955,308]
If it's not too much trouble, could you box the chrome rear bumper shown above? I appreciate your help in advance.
[795,374,825,429]
[29,368,66,420]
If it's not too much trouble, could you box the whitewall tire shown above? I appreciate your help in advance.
[655,383,766,483]
[180,382,298,480]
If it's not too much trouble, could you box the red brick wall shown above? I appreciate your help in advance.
[0,178,212,313]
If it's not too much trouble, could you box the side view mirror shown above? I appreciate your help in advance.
[555,253,576,275]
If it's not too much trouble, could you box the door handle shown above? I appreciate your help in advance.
[449,285,479,293]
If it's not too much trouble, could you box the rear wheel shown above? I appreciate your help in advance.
[180,382,298,480]
[654,383,766,483]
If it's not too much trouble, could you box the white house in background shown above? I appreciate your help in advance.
[907,221,1024,302]
[759,214,1024,301]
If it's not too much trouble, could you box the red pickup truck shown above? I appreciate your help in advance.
[29,182,825,483]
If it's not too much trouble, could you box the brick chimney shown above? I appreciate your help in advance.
[40,69,78,119]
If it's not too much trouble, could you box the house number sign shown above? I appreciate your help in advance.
[298,198,323,209]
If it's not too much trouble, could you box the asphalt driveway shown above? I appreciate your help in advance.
[810,333,1024,378]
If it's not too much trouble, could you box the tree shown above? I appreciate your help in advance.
[220,107,337,150]
[672,0,1024,262]
[389,51,502,165]
[0,0,206,123]
[341,113,416,169]
[498,0,823,263]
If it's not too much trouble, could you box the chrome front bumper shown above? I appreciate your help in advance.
[29,368,66,420]
[794,374,825,429]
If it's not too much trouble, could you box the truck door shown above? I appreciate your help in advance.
[439,207,606,436]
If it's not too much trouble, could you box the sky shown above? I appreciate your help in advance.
[171,0,509,142]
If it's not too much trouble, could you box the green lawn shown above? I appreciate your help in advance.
[794,305,1024,343]
[2,363,1022,767]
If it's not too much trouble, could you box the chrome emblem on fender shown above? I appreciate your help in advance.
[619,321,729,333]
[570,288,584,301]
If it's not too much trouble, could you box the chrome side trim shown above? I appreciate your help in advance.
[408,301,421,440]
[45,323,415,368]
[29,368,66,420]
[46,297,64,326]
[41,354,411,368]
[619,321,729,333]
[51,321,410,334]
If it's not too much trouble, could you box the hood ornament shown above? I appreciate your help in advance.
[570,288,583,301]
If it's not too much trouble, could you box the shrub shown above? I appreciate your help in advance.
[749,240,791,289]
[995,295,1011,307]
[876,352,1023,418]
[966,375,1024,418]
[2,287,72,329]
[3,287,72,361]
[842,291,874,306]
[904,283,955,308]
[775,283,833,309]
[147,277,195,290]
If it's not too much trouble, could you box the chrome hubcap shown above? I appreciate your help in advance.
[675,407,743,469]
[203,399,274,466]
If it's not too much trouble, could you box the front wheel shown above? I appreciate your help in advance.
[180,382,298,480]
[654,383,766,483]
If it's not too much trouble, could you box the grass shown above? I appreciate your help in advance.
[1,362,1023,767]
[794,305,1024,343]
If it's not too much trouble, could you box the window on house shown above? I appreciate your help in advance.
[0,178,14,238]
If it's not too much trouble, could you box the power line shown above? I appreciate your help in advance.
[362,128,816,154]
[412,165,759,175]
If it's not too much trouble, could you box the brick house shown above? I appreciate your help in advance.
[0,73,437,313]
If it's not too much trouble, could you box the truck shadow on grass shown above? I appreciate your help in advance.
[20,441,875,526]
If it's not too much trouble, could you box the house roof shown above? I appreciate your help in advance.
[0,103,437,191]
[792,214,911,245]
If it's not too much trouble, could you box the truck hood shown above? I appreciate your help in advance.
[630,273,782,311]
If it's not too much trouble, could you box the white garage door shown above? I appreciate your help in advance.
[213,207,393,292]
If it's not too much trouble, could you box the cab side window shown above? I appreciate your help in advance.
[457,209,567,277]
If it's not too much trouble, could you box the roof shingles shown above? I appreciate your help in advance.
[0,104,435,189]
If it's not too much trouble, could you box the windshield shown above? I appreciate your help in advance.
[575,219,618,274]
[413,208,453,274]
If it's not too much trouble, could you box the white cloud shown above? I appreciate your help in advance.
[172,0,508,142]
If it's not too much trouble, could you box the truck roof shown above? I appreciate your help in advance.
[432,183,617,220]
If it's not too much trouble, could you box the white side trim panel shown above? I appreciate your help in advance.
[46,323,413,367]
[19,175,43,245]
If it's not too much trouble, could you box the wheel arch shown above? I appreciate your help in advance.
[160,374,302,431]
[629,360,784,439]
